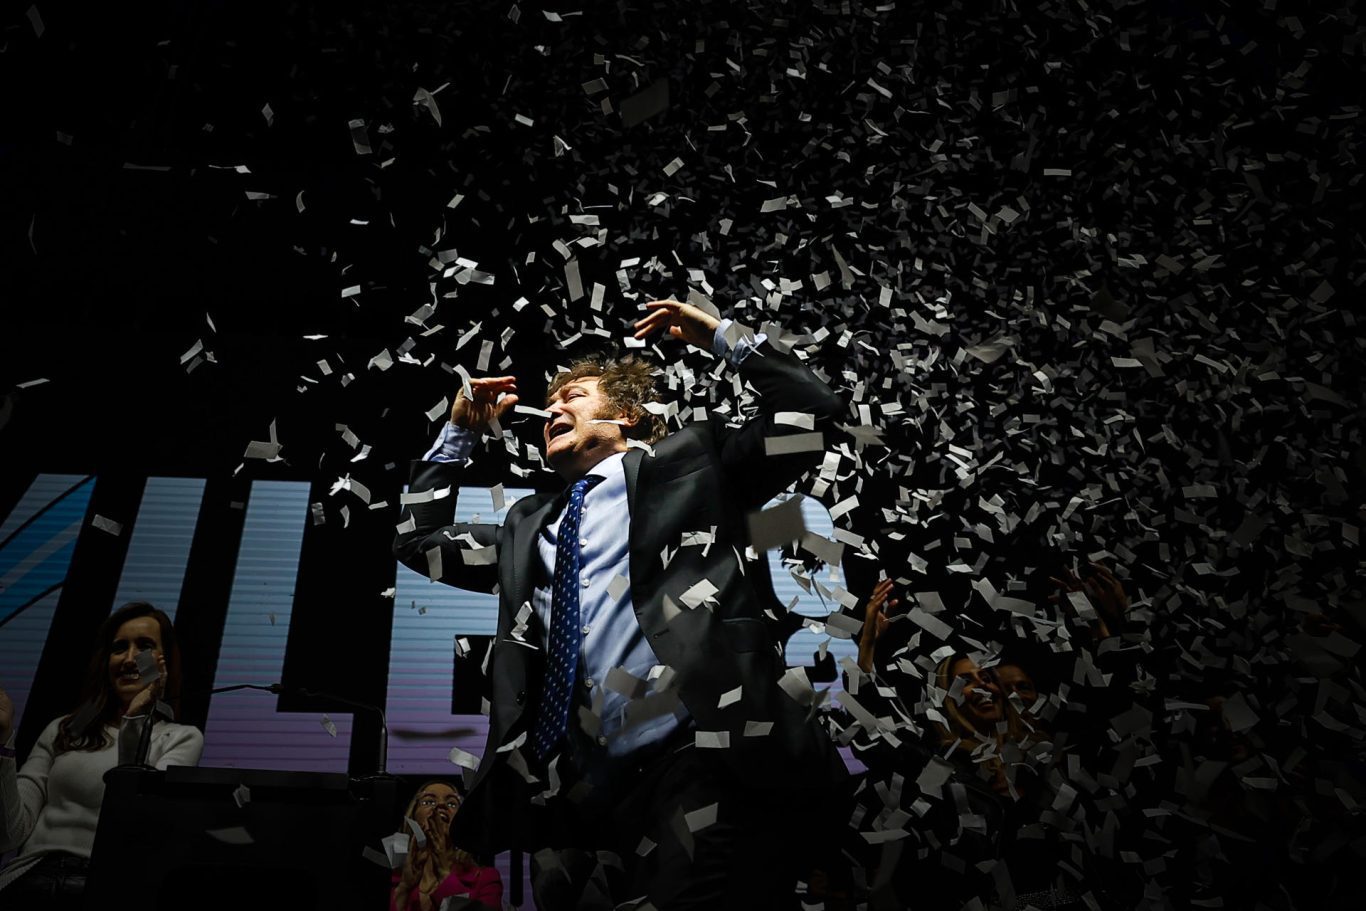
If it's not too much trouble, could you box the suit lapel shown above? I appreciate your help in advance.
[510,494,559,609]
[623,447,643,520]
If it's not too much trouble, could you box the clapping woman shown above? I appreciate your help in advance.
[391,780,502,911]
[0,601,203,906]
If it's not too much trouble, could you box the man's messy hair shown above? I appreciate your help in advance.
[546,354,667,444]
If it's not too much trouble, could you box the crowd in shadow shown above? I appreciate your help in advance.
[798,555,1353,911]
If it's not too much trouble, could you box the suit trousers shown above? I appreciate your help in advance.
[528,742,832,910]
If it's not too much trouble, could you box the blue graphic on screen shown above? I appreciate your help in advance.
[387,486,535,774]
[0,475,93,627]
[198,481,356,771]
[3,476,856,778]
[109,476,206,621]
[0,474,95,739]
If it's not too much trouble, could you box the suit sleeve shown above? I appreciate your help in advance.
[393,460,503,594]
[715,338,845,509]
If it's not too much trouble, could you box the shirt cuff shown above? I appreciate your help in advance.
[712,319,768,366]
[423,423,477,463]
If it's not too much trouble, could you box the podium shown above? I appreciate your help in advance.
[85,766,401,911]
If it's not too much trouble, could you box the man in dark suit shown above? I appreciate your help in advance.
[394,300,848,909]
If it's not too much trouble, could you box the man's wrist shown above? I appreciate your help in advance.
[711,319,733,357]
[424,422,478,463]
[712,319,767,366]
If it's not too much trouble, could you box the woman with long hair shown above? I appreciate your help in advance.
[930,651,1050,798]
[390,780,502,911]
[0,601,203,905]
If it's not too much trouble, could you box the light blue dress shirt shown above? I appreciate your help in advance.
[424,319,766,778]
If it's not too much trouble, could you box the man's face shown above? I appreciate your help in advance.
[996,663,1039,710]
[544,376,633,480]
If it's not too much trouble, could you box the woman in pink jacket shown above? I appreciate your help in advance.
[391,780,503,911]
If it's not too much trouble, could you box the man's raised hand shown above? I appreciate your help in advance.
[449,376,519,433]
[633,299,721,349]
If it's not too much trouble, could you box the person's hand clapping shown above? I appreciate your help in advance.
[858,579,899,673]
[425,805,453,855]
[124,652,167,718]
[449,376,519,433]
[632,299,722,349]
[0,685,14,744]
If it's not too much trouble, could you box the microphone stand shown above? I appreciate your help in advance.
[114,680,397,879]
[123,681,390,777]
[295,687,390,778]
[212,683,390,777]
[128,702,160,769]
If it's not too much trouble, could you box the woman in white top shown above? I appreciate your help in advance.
[0,600,204,906]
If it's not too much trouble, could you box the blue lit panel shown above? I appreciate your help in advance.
[386,486,534,774]
[109,477,206,621]
[770,495,858,685]
[199,481,354,771]
[764,495,865,774]
[0,474,95,738]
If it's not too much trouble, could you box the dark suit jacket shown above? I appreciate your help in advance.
[393,341,848,850]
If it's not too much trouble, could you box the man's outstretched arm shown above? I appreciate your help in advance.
[718,329,843,509]
[633,299,843,507]
[392,375,520,593]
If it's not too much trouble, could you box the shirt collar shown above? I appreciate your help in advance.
[585,450,627,483]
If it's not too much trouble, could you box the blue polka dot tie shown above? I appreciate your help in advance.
[531,474,604,760]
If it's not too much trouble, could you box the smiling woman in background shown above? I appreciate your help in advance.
[391,780,503,911]
[0,601,204,908]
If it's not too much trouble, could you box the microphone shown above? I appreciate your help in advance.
[127,699,172,769]
[291,686,391,778]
